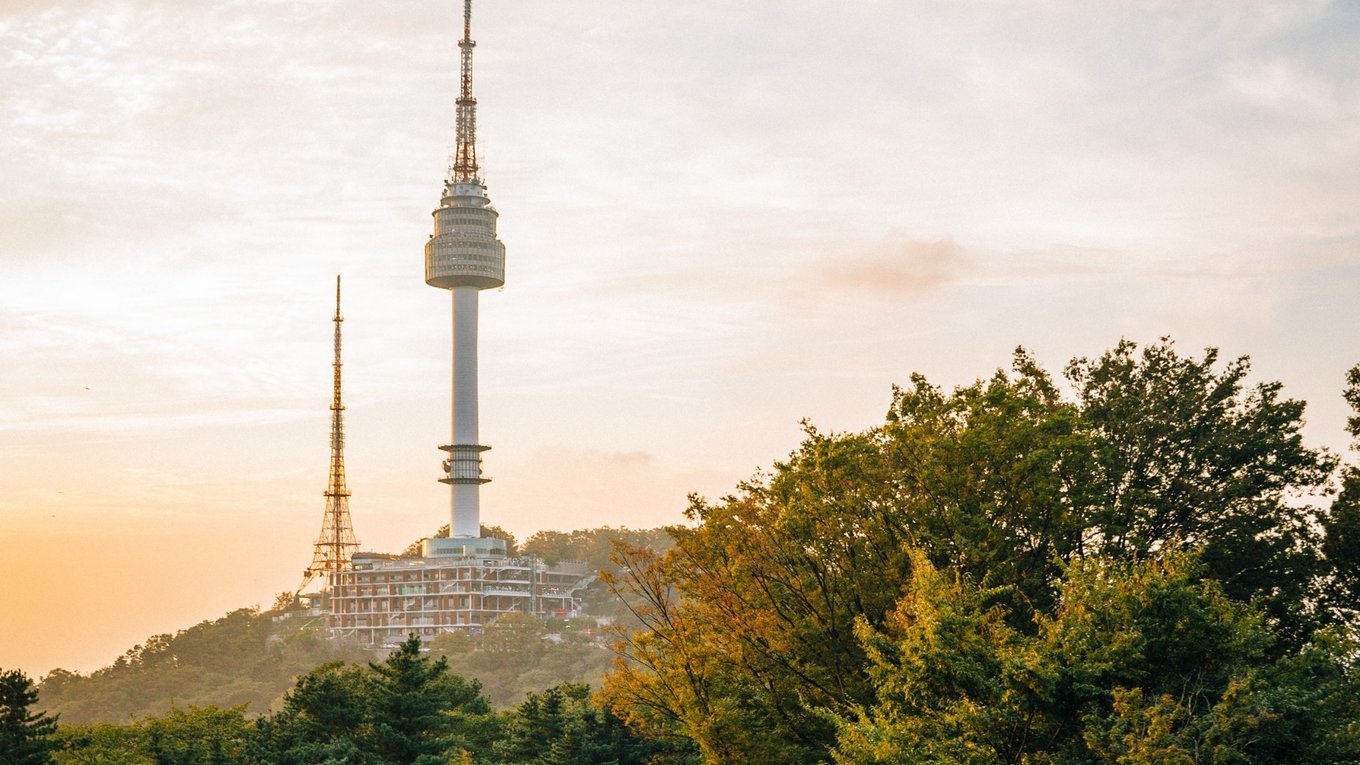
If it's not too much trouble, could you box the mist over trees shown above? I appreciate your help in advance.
[35,608,370,726]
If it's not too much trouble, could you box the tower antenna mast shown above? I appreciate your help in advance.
[426,0,505,543]
[301,275,359,592]
[451,0,479,183]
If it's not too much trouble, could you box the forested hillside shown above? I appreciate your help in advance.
[36,526,672,723]
[43,637,691,764]
[15,339,1360,764]
[36,607,364,725]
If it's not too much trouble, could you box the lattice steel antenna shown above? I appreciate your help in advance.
[451,0,479,183]
[301,275,359,591]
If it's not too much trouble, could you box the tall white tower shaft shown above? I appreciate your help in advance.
[426,0,504,540]
[449,285,481,537]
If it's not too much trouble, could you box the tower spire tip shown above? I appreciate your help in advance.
[451,0,480,184]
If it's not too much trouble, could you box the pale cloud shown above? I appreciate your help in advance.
[822,237,966,298]
[1226,57,1338,113]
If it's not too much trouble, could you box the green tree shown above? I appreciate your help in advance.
[1068,339,1334,646]
[270,591,298,612]
[141,706,249,765]
[604,340,1341,763]
[1324,363,1360,624]
[479,525,518,556]
[479,611,545,656]
[51,722,143,765]
[440,632,615,708]
[522,527,676,571]
[832,551,1360,764]
[0,669,58,765]
[38,607,369,725]
[54,707,249,765]
[248,637,494,764]
[831,551,1034,763]
[497,683,686,765]
[497,683,572,763]
[521,530,573,564]
[366,635,490,764]
[605,355,1098,762]
[879,354,1098,619]
[1201,627,1360,763]
[427,629,476,657]
[247,662,373,764]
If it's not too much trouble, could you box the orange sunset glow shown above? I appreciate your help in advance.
[3,0,1359,685]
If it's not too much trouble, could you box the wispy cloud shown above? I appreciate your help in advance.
[1226,57,1340,113]
[822,236,966,298]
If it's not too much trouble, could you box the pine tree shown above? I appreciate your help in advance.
[0,669,59,765]
[367,635,489,765]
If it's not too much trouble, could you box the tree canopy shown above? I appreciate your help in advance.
[1,669,59,765]
[36,338,1360,764]
[833,551,1360,763]
[54,639,670,765]
[602,339,1353,763]
[1323,363,1360,624]
[38,607,369,725]
[248,635,492,765]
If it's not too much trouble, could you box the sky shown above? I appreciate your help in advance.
[2,0,1359,678]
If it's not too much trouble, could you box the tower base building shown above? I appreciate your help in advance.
[327,540,593,647]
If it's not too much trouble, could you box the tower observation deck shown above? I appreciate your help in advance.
[425,0,505,541]
[323,0,594,644]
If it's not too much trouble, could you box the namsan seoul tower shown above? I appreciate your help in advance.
[324,1,593,642]
[425,0,506,546]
